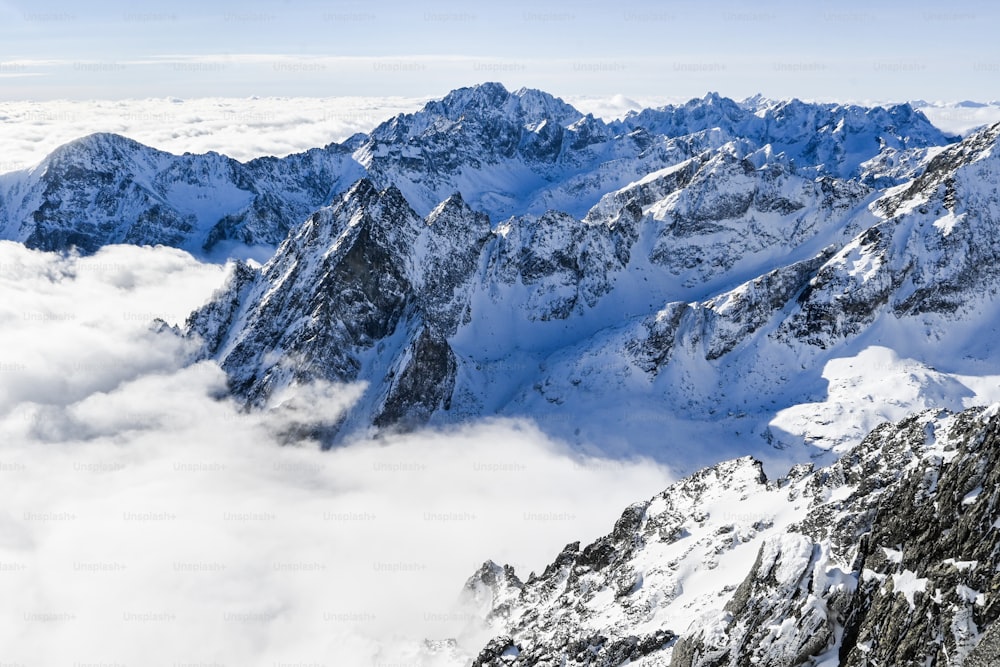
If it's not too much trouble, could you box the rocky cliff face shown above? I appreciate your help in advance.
[187,179,490,429]
[463,405,1000,666]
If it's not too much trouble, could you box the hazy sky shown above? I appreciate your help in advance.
[1,0,997,102]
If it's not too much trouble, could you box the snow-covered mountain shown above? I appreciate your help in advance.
[351,85,943,218]
[620,93,950,184]
[186,179,490,432]
[461,405,1000,666]
[0,83,953,259]
[184,109,1000,474]
[6,83,1000,665]
[0,132,363,257]
[183,159,864,462]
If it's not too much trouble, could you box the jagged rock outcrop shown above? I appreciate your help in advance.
[186,179,491,429]
[466,406,1000,667]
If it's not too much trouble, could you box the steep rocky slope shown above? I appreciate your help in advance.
[0,132,362,256]
[463,405,1000,666]
[186,179,490,429]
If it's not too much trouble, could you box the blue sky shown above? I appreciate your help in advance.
[1,0,997,102]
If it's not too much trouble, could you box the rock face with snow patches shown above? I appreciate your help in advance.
[463,406,1000,666]
[187,179,491,429]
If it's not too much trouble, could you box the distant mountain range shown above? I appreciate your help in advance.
[0,83,953,257]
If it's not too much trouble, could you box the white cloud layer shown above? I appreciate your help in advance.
[0,96,430,171]
[0,242,673,664]
[913,102,1000,137]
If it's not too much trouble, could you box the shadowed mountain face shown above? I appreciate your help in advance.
[0,132,364,258]
[186,180,490,430]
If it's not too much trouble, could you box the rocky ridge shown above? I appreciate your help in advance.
[463,405,1000,666]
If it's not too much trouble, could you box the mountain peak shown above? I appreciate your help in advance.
[340,177,379,203]
[421,82,582,127]
[429,191,469,214]
[331,179,413,222]
[45,132,151,165]
[742,93,770,109]
[427,82,511,117]
[685,91,743,111]
[64,131,139,149]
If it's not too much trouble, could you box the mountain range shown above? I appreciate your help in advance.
[174,84,1000,476]
[5,82,1000,664]
[0,83,952,258]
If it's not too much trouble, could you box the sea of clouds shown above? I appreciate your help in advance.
[0,96,430,173]
[0,242,672,664]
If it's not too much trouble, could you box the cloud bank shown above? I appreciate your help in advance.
[0,96,430,171]
[0,242,672,664]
